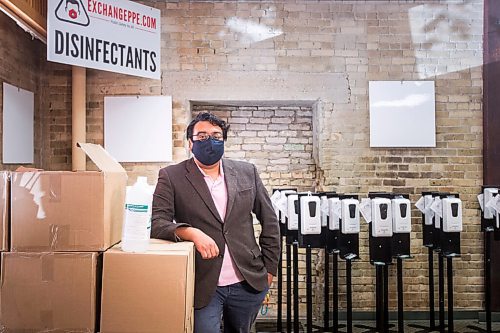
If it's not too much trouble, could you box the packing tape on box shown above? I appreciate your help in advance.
[49,224,70,250]
[49,174,61,203]
[41,254,55,282]
[15,171,47,220]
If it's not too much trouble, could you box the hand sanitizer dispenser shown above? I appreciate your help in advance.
[392,198,411,233]
[300,196,321,235]
[320,195,329,228]
[371,198,393,237]
[280,190,296,225]
[328,197,341,231]
[341,198,360,234]
[442,197,462,232]
[287,194,299,231]
[484,188,498,220]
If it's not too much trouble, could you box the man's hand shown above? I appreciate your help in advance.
[267,273,274,287]
[175,227,219,259]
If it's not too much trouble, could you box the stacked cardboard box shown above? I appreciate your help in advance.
[1,252,101,331]
[100,240,195,333]
[0,143,127,332]
[10,143,126,252]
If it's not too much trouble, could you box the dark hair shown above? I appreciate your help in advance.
[186,112,230,141]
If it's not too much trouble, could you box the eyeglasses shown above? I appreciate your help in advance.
[192,132,224,141]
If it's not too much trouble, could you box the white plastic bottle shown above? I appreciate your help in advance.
[121,176,154,252]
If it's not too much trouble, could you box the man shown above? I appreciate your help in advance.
[151,112,281,333]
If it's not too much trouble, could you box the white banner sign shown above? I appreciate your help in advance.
[47,0,161,79]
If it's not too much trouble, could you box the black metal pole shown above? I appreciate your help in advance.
[278,241,283,332]
[324,249,330,331]
[397,257,404,333]
[346,259,353,333]
[383,264,390,333]
[466,229,498,333]
[306,246,312,333]
[486,231,492,333]
[447,257,454,333]
[376,265,382,332]
[333,253,339,333]
[286,243,292,333]
[439,254,445,333]
[293,243,299,333]
[429,248,436,330]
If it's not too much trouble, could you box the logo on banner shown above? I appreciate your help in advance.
[55,0,90,26]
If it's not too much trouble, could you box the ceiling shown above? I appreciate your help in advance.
[0,0,47,42]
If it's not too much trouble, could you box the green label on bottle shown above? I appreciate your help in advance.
[125,204,149,212]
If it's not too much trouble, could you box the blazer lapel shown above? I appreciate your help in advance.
[223,160,237,223]
[185,158,223,224]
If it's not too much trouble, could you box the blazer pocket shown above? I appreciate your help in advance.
[249,246,265,270]
[251,246,262,259]
[238,187,254,194]
[238,187,255,200]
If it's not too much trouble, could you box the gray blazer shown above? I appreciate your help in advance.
[151,158,280,309]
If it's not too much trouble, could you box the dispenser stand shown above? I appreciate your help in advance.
[314,250,347,333]
[467,230,500,333]
[356,263,396,333]
[324,248,330,332]
[408,202,438,332]
[346,258,354,333]
[286,242,292,333]
[333,253,341,333]
[278,233,284,332]
[439,254,445,333]
[293,242,300,333]
[306,245,313,333]
[446,256,454,333]
[396,257,404,333]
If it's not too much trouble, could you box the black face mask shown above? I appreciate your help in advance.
[192,138,224,166]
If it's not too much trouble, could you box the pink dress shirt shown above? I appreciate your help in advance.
[197,161,244,286]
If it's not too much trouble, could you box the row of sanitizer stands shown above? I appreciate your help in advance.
[267,187,494,333]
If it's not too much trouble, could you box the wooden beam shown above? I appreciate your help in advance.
[72,66,86,171]
[483,0,500,311]
[0,0,46,39]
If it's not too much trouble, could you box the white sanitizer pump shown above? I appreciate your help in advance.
[341,199,360,234]
[287,194,299,231]
[300,195,321,235]
[328,197,341,230]
[442,197,463,232]
[122,177,154,252]
[371,198,393,237]
[392,198,411,233]
[484,188,499,220]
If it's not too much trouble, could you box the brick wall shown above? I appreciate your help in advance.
[192,104,317,316]
[1,0,484,319]
[192,104,316,189]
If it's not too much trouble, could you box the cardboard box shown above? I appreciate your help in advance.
[0,251,101,332]
[100,239,195,333]
[0,171,9,251]
[10,143,127,251]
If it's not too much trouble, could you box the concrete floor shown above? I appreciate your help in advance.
[254,320,500,332]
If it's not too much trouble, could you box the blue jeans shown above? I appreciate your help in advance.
[194,281,268,333]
